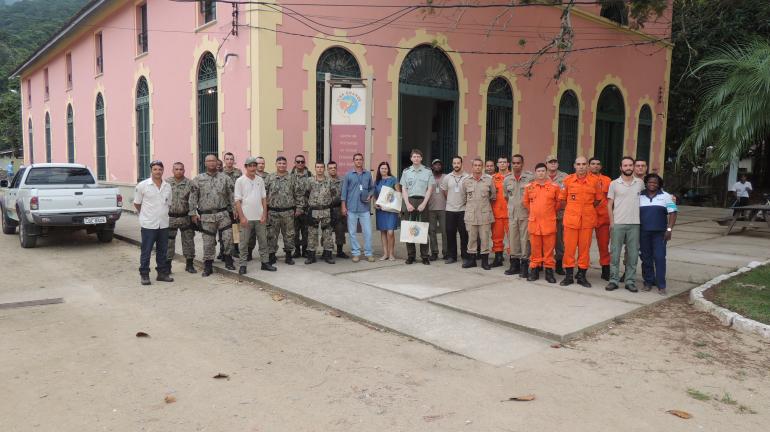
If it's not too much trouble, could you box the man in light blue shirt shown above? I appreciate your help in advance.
[341,153,374,262]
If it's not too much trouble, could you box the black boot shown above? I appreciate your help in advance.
[430,253,438,261]
[491,252,504,268]
[185,258,197,274]
[323,250,335,264]
[239,265,247,275]
[261,262,277,272]
[285,253,295,265]
[555,259,565,275]
[293,247,302,258]
[268,253,277,265]
[233,244,240,257]
[224,255,236,271]
[140,273,151,285]
[247,249,254,262]
[217,251,224,261]
[167,260,173,274]
[560,267,574,286]
[504,258,520,275]
[305,251,317,264]
[527,266,540,281]
[601,265,610,281]
[545,268,556,283]
[462,254,477,268]
[480,254,491,270]
[336,245,349,259]
[520,259,529,279]
[202,260,214,277]
[576,269,592,288]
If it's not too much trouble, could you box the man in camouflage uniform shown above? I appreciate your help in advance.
[304,162,337,264]
[327,161,348,258]
[290,155,311,258]
[189,154,236,276]
[265,156,305,265]
[166,162,197,274]
[219,152,242,259]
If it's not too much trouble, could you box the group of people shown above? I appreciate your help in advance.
[133,149,677,295]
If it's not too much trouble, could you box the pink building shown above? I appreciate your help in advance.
[13,0,672,190]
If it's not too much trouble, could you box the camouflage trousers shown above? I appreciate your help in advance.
[167,216,196,261]
[330,206,346,246]
[201,211,233,260]
[308,216,334,252]
[267,209,295,254]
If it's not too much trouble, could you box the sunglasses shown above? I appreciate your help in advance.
[295,160,305,164]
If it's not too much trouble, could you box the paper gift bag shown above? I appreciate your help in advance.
[400,220,429,244]
[375,185,402,213]
[232,222,241,244]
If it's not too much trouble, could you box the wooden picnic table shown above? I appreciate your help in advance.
[715,205,770,235]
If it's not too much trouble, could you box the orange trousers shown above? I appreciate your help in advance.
[529,234,556,269]
[595,224,610,266]
[563,227,593,270]
[492,217,508,253]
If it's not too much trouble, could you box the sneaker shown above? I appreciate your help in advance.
[352,255,360,263]
[366,256,375,263]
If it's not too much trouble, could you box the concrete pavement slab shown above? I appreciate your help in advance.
[429,283,640,341]
[337,265,486,299]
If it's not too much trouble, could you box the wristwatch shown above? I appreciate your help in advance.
[666,227,672,232]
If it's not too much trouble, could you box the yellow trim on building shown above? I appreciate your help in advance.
[385,30,469,168]
[590,74,630,159]
[301,32,374,165]
[250,3,283,171]
[550,77,585,158]
[476,64,522,159]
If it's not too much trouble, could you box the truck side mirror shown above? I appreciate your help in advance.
[0,180,8,188]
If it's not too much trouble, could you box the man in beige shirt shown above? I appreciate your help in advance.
[461,158,496,270]
[440,156,469,264]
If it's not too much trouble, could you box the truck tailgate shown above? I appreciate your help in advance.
[35,187,118,213]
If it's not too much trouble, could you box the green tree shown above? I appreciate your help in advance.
[677,38,770,173]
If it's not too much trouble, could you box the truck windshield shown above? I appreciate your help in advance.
[25,167,96,185]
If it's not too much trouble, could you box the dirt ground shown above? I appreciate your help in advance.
[0,232,768,432]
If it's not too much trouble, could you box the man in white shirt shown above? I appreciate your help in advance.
[731,174,752,215]
[235,157,276,274]
[134,160,173,285]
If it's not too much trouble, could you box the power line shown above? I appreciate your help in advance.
[239,23,669,56]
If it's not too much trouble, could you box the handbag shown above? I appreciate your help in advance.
[399,212,428,244]
[376,185,402,213]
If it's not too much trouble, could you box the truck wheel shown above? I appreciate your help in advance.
[97,229,114,243]
[19,219,37,248]
[1,206,16,234]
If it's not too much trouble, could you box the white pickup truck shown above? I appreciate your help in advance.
[0,163,123,248]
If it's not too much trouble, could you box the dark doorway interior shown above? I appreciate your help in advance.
[398,94,456,172]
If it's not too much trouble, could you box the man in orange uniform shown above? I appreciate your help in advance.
[559,156,603,287]
[522,163,560,283]
[490,156,511,267]
[589,157,612,281]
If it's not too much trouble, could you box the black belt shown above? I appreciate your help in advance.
[198,207,227,215]
[409,195,424,199]
[269,207,294,213]
[168,212,189,218]
[309,205,332,211]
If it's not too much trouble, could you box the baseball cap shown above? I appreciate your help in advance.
[546,155,558,163]
[244,156,258,165]
[431,159,442,165]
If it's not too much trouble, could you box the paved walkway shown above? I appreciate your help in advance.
[113,206,770,366]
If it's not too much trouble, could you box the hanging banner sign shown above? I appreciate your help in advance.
[330,87,367,174]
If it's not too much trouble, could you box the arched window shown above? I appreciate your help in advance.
[45,112,51,163]
[136,77,150,181]
[316,47,361,162]
[398,45,458,170]
[95,93,106,181]
[197,52,218,173]
[28,119,34,164]
[485,77,513,163]
[636,104,652,164]
[66,104,74,163]
[557,90,579,174]
[594,85,625,178]
[601,0,629,25]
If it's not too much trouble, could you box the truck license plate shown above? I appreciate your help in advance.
[84,216,107,225]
